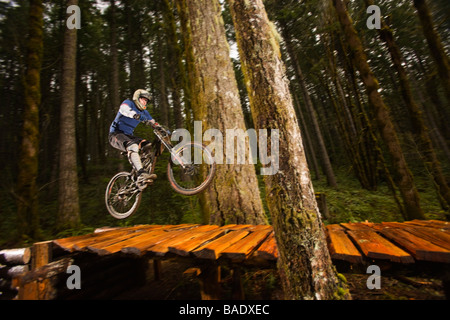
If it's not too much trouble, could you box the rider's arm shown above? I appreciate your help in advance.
[119,102,139,118]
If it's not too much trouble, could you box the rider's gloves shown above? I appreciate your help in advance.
[151,122,160,129]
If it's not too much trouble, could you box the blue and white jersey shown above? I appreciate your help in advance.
[109,99,152,135]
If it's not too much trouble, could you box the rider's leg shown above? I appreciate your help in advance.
[126,143,157,187]
[126,143,144,172]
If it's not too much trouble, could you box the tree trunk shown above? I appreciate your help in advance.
[182,0,267,225]
[109,0,120,117]
[16,0,43,239]
[125,2,146,92]
[229,0,349,299]
[162,0,184,129]
[57,0,81,229]
[413,0,450,103]
[158,42,170,126]
[175,0,194,131]
[292,93,321,181]
[332,0,425,220]
[366,0,450,210]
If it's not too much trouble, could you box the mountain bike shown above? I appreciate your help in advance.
[105,125,216,219]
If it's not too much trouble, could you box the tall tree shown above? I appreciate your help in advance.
[332,0,425,220]
[15,0,44,239]
[181,0,267,225]
[364,0,450,210]
[57,0,80,229]
[228,0,349,299]
[413,0,450,103]
[108,0,121,117]
[162,0,184,129]
[281,25,337,188]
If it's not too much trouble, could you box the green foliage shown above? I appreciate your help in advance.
[314,167,447,224]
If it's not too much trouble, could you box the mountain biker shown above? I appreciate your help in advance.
[109,89,162,189]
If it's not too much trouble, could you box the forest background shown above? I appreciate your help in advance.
[0,0,449,247]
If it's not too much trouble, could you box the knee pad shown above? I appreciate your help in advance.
[126,143,139,153]
[126,143,142,171]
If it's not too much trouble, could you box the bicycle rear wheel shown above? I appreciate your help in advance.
[105,172,142,219]
[167,142,215,196]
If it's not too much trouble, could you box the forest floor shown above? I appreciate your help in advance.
[115,259,447,300]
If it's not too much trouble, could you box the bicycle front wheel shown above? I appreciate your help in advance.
[105,172,142,219]
[167,142,215,196]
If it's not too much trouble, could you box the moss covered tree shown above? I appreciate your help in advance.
[229,0,350,299]
[180,0,267,225]
[15,0,44,239]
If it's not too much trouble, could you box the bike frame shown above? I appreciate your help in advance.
[146,128,188,171]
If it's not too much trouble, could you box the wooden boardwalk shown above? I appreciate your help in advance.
[51,219,450,265]
[10,219,450,300]
[53,224,277,263]
[326,219,450,265]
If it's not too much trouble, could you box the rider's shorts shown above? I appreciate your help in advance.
[109,132,144,152]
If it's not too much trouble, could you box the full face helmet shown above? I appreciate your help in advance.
[133,89,151,111]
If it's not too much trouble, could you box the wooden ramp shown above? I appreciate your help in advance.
[52,223,277,263]
[50,219,450,265]
[11,219,450,300]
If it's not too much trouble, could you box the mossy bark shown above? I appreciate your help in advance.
[16,0,44,239]
[57,0,81,230]
[229,0,350,299]
[332,0,424,220]
[181,0,267,225]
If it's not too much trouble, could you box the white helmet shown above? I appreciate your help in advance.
[133,89,151,111]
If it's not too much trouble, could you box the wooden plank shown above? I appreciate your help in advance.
[225,224,253,230]
[380,228,450,263]
[71,226,159,251]
[404,220,450,232]
[402,226,450,251]
[97,230,169,255]
[347,230,414,263]
[32,241,53,270]
[162,224,201,231]
[381,222,410,229]
[121,229,196,256]
[71,224,198,252]
[193,230,250,259]
[326,227,363,264]
[85,229,159,255]
[363,223,386,231]
[326,224,346,232]
[146,225,220,256]
[168,228,229,257]
[340,222,373,231]
[221,229,273,261]
[254,232,278,260]
[245,225,273,231]
[53,225,157,251]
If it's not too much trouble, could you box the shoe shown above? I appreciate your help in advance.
[136,170,157,190]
